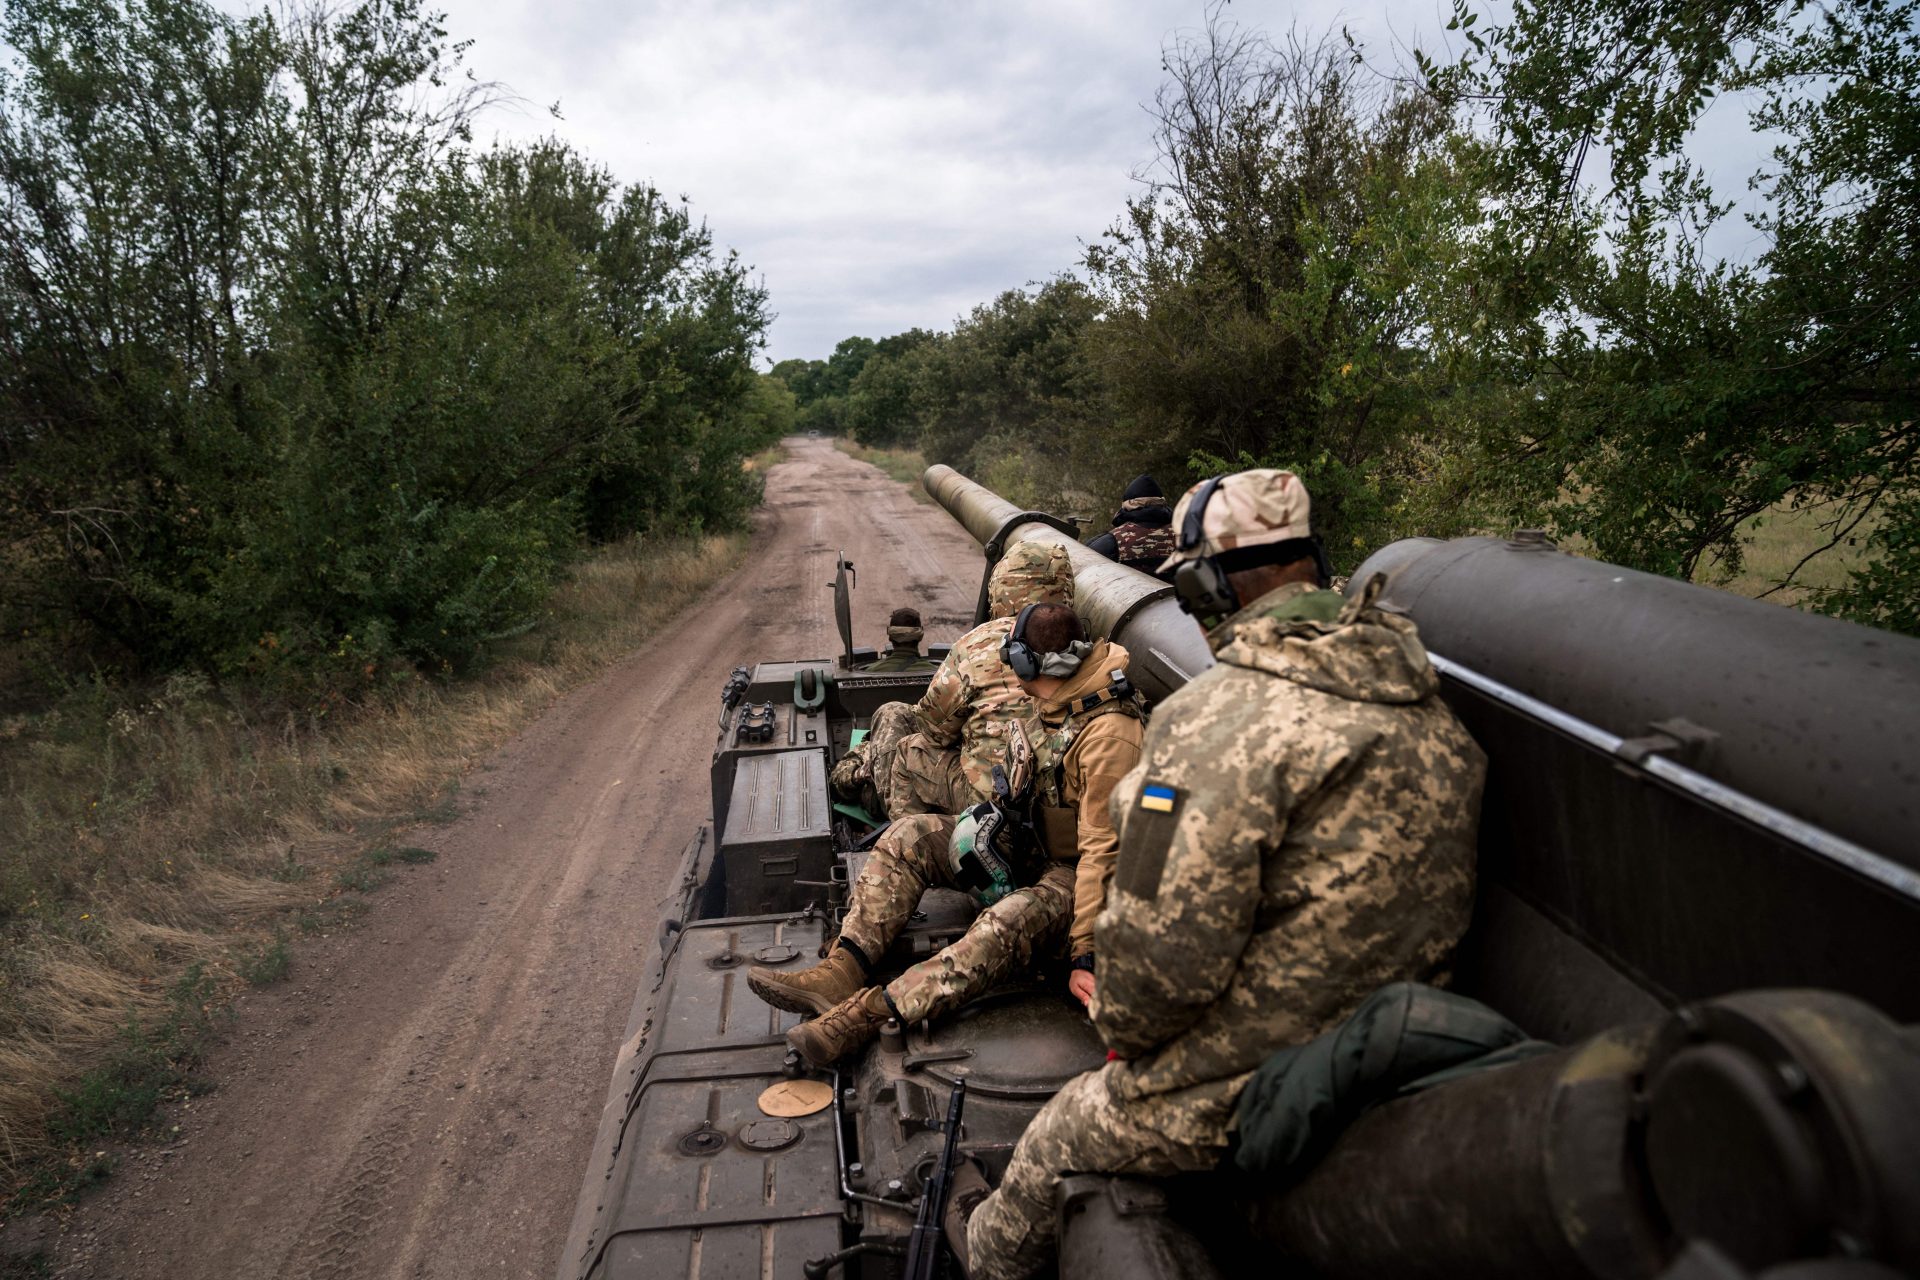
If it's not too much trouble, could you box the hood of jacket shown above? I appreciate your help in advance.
[988,541,1075,618]
[1209,574,1438,705]
[1112,495,1173,528]
[1031,639,1130,719]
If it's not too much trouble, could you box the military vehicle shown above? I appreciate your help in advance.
[557,466,1920,1280]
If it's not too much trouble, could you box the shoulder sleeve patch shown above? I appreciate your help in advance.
[1139,783,1178,813]
[1115,782,1180,899]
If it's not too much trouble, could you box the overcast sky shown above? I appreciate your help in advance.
[452,1,1459,364]
[451,2,1777,366]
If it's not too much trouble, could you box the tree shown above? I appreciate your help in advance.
[1438,0,1920,630]
[0,0,775,685]
[1081,18,1482,561]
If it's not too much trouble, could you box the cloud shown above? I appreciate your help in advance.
[453,1,1265,360]
[453,1,1779,363]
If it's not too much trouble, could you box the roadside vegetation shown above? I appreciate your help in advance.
[831,439,932,503]
[778,2,1918,636]
[0,0,781,1201]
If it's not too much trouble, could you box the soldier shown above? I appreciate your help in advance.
[1085,474,1176,582]
[830,541,1074,818]
[952,468,1488,1280]
[859,606,939,672]
[748,602,1145,1067]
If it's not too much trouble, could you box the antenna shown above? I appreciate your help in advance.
[830,552,856,669]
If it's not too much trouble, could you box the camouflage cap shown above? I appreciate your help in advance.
[986,540,1075,618]
[1160,468,1313,571]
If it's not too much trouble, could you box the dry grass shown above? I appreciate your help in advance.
[744,440,788,474]
[0,532,744,1189]
[1703,499,1878,606]
[832,438,933,502]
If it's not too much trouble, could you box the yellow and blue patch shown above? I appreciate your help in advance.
[1140,783,1178,813]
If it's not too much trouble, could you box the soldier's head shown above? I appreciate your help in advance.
[1162,469,1332,625]
[986,541,1075,618]
[1115,474,1169,523]
[1001,602,1090,693]
[886,606,924,651]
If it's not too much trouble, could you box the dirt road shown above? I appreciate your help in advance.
[48,439,984,1280]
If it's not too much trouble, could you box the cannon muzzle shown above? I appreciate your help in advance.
[922,464,1213,704]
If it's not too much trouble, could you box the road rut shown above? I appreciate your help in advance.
[48,438,984,1280]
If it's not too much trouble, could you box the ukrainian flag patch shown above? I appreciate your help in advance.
[1140,783,1178,813]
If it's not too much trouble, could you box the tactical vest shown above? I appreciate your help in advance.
[1028,677,1145,860]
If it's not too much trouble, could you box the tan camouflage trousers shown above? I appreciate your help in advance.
[965,1065,1231,1280]
[839,814,1075,1026]
[830,702,973,818]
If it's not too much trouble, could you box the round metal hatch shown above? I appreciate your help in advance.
[910,991,1107,1099]
[753,943,801,965]
[737,1119,800,1152]
[676,1122,727,1156]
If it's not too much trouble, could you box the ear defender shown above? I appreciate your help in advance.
[1173,475,1237,619]
[1001,602,1043,681]
[1173,556,1240,619]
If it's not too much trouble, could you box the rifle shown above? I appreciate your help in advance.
[902,1078,967,1280]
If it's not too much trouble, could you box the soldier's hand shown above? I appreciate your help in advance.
[1068,969,1096,1007]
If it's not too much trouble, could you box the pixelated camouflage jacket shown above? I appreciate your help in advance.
[1090,576,1487,1141]
[912,616,1038,804]
[1026,640,1145,960]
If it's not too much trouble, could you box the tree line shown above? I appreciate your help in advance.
[777,1,1917,636]
[0,0,792,694]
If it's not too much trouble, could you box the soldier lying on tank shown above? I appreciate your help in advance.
[830,541,1075,819]
[748,602,1145,1068]
[1085,473,1177,583]
[949,468,1489,1280]
[858,606,940,673]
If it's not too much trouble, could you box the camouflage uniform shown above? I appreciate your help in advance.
[1088,482,1177,581]
[831,542,1075,818]
[841,640,1144,1026]
[1109,516,1174,570]
[965,572,1487,1280]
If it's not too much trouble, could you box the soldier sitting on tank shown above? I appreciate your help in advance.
[830,541,1074,819]
[857,606,940,672]
[1085,473,1177,582]
[749,602,1145,1067]
[949,469,1488,1280]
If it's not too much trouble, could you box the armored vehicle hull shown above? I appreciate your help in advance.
[560,470,1920,1280]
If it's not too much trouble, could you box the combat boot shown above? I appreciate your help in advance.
[747,941,868,1015]
[942,1159,991,1278]
[787,987,891,1068]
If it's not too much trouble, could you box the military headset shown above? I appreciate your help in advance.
[1001,603,1045,680]
[1171,474,1334,619]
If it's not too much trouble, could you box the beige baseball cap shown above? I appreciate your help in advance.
[1160,469,1314,571]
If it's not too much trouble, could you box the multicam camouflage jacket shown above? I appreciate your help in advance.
[1090,575,1487,1144]
[913,616,1035,804]
[912,539,1077,804]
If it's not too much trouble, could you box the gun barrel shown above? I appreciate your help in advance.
[922,465,1214,703]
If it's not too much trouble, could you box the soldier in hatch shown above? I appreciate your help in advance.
[749,602,1144,1066]
[859,606,939,672]
[950,468,1488,1280]
[830,541,1074,818]
[1085,473,1177,582]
